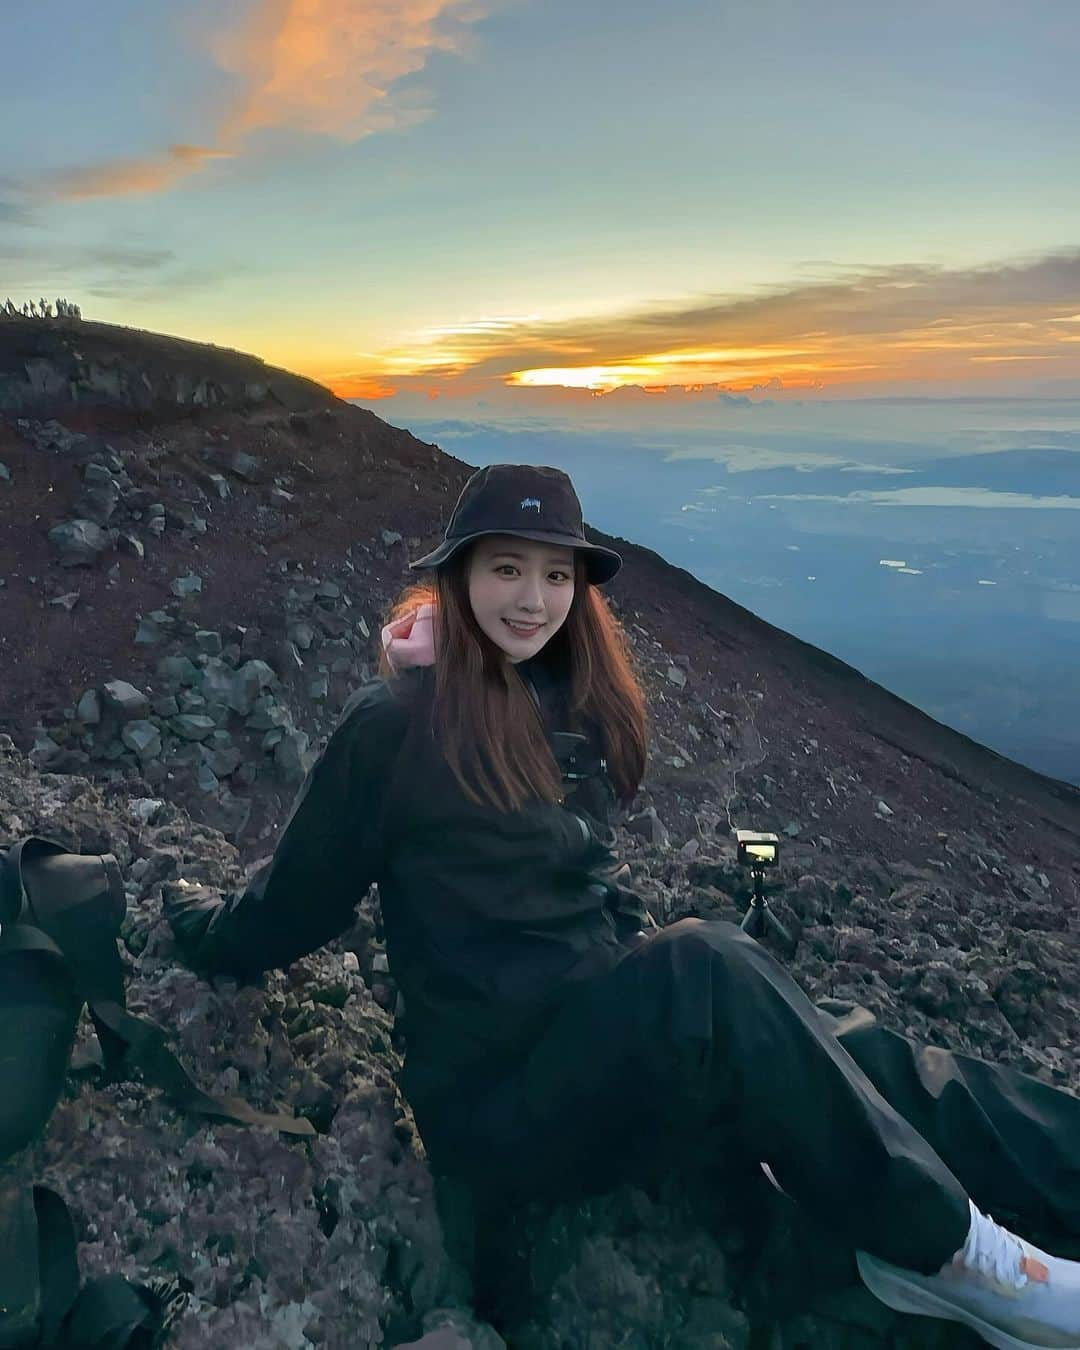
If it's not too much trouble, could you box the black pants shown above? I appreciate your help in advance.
[418,919,1080,1276]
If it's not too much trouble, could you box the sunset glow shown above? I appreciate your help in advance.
[4,3,1078,409]
[308,292,1080,400]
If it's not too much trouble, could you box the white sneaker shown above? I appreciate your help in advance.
[856,1202,1080,1349]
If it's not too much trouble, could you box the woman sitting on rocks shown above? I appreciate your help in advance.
[168,462,1080,1350]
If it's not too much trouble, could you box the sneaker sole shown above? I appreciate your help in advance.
[856,1251,1080,1350]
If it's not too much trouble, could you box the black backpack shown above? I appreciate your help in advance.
[0,835,313,1350]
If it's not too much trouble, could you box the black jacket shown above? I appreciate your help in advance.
[175,654,653,1115]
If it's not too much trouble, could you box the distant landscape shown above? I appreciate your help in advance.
[369,396,1080,786]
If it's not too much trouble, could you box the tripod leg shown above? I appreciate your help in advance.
[741,899,792,951]
[763,904,794,950]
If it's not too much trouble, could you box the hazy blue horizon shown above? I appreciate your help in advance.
[368,395,1080,787]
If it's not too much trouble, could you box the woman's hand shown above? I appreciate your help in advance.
[162,880,226,968]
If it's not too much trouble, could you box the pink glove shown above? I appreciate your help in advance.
[381,602,436,670]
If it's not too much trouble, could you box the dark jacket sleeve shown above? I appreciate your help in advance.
[167,679,410,979]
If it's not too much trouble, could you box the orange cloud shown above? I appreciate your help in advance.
[213,0,491,143]
[330,250,1080,395]
[45,0,492,201]
[48,145,233,201]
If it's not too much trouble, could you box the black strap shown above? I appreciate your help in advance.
[89,999,315,1135]
[0,1180,42,1348]
[0,836,314,1137]
[33,1185,80,1345]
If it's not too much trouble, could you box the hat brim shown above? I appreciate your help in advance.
[408,529,622,585]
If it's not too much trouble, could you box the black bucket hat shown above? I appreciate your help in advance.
[408,464,622,585]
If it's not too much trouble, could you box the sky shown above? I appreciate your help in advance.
[4,0,1080,413]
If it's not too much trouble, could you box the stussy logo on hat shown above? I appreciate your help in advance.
[520,497,541,512]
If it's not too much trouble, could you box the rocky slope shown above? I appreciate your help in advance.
[2,315,1078,1349]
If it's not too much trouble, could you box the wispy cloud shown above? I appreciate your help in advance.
[756,486,1080,510]
[329,249,1080,396]
[0,237,242,301]
[48,145,234,202]
[36,0,494,202]
[0,239,174,274]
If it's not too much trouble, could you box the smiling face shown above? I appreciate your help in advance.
[466,533,577,662]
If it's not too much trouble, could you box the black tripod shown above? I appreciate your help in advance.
[739,862,794,949]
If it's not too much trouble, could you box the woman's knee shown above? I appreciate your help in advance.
[646,916,752,964]
[629,918,763,1024]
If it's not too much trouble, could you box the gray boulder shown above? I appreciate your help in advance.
[248,700,292,733]
[121,720,162,760]
[224,450,262,483]
[76,688,102,725]
[73,470,119,525]
[197,659,237,707]
[47,519,112,567]
[204,745,243,778]
[274,729,311,781]
[627,806,672,850]
[287,622,315,651]
[126,797,165,825]
[102,680,151,719]
[228,660,276,717]
[135,616,165,644]
[170,573,203,598]
[156,656,200,688]
[27,728,62,769]
[172,714,216,742]
[195,630,223,656]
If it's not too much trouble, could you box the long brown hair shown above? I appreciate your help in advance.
[376,541,649,813]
